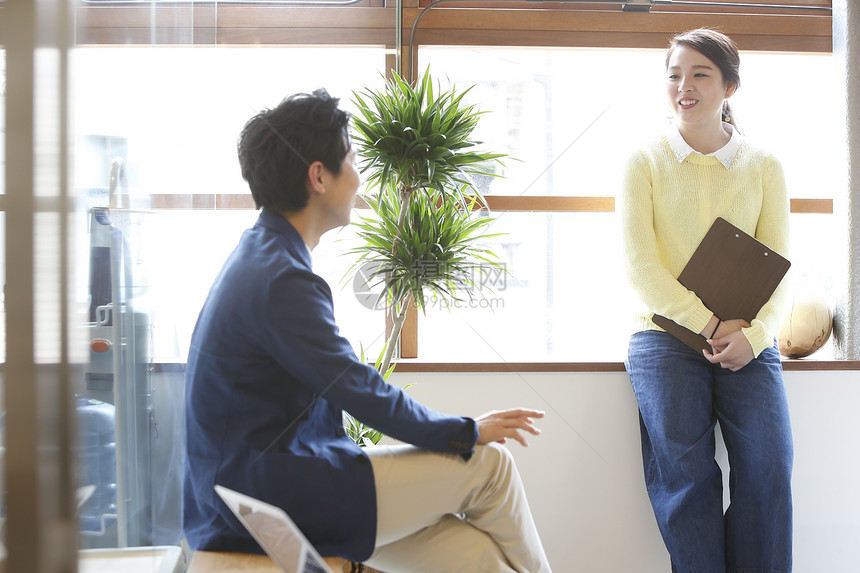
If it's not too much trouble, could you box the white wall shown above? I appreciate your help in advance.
[389,369,860,573]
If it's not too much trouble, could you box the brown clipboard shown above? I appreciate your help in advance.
[652,217,790,353]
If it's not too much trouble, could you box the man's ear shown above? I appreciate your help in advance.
[307,161,326,196]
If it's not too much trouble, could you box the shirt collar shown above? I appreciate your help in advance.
[257,208,313,267]
[665,122,742,168]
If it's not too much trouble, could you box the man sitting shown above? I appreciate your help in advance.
[183,89,552,573]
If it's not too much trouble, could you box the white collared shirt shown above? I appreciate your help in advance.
[665,122,742,169]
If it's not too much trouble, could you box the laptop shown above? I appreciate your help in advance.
[215,484,336,573]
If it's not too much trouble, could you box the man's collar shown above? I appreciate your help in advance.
[258,208,313,265]
[665,122,742,168]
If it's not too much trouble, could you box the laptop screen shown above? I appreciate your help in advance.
[215,484,336,573]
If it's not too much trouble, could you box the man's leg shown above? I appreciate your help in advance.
[363,442,551,573]
[365,514,515,573]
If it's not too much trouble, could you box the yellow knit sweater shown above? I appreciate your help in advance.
[621,135,790,358]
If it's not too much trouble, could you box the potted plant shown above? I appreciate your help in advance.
[349,69,506,374]
[341,69,506,573]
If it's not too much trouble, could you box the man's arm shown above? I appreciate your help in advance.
[261,267,479,455]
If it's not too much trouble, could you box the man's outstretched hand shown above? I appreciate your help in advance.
[476,409,545,447]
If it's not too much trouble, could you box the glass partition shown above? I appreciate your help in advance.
[71,52,387,573]
[69,2,391,570]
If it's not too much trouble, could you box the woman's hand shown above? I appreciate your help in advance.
[703,319,754,371]
[475,409,545,447]
[711,318,750,340]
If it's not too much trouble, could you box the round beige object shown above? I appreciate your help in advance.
[777,293,833,359]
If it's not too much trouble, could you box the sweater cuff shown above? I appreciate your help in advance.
[742,322,773,359]
[688,307,715,338]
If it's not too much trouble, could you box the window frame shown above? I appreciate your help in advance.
[61,1,858,370]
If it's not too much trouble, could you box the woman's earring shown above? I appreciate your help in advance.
[722,110,731,123]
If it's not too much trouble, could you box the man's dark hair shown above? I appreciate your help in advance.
[238,89,351,212]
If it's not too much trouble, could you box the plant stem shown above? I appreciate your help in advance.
[381,291,413,374]
[379,183,415,373]
[391,184,414,257]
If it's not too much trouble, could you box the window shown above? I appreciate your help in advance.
[70,45,844,364]
[73,46,388,361]
[404,46,844,361]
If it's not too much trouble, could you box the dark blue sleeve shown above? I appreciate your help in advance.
[258,266,478,455]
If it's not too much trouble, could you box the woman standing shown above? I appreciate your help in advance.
[621,29,793,573]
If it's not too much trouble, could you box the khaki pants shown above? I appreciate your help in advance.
[363,443,552,573]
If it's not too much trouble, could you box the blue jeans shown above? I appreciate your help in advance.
[626,331,793,573]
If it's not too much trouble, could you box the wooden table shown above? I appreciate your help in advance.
[188,550,347,572]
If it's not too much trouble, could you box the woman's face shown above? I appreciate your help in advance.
[666,45,736,128]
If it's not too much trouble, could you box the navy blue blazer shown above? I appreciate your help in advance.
[183,209,478,562]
